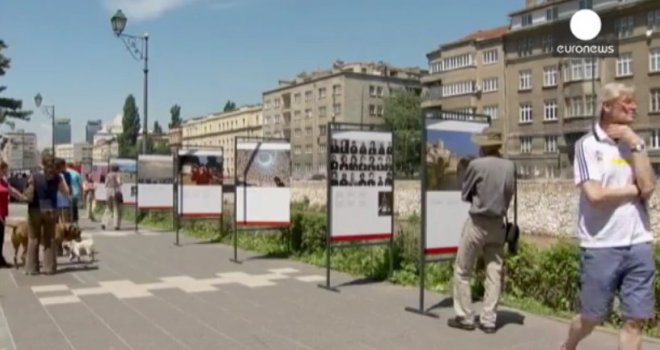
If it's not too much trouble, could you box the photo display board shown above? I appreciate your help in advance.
[137,154,174,209]
[91,162,109,201]
[177,149,224,216]
[235,140,291,226]
[424,117,489,255]
[329,129,393,241]
[109,158,137,205]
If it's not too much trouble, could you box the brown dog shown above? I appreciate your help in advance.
[55,223,82,256]
[6,220,29,268]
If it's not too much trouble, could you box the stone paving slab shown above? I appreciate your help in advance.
[0,206,657,349]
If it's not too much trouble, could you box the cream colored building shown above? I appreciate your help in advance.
[262,60,423,180]
[1,131,38,170]
[55,143,93,165]
[180,105,262,177]
[92,132,119,162]
[423,26,508,136]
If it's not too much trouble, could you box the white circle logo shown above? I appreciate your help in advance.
[570,9,601,41]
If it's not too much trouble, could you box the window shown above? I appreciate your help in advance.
[483,105,498,120]
[541,34,554,53]
[319,125,327,136]
[305,109,312,118]
[429,61,442,74]
[615,16,634,38]
[650,48,660,73]
[305,127,313,136]
[616,52,633,77]
[273,115,280,124]
[546,7,558,21]
[319,106,327,117]
[440,53,474,71]
[293,93,302,104]
[519,70,532,90]
[522,14,532,27]
[293,110,301,119]
[565,58,599,82]
[651,88,660,113]
[333,103,341,116]
[543,66,558,87]
[566,96,585,117]
[369,85,377,96]
[376,86,384,97]
[517,37,533,57]
[482,49,498,64]
[332,84,342,96]
[519,103,533,123]
[649,9,660,31]
[319,144,327,154]
[482,78,498,93]
[579,0,592,9]
[544,100,558,121]
[545,136,558,153]
[305,90,313,101]
[442,81,475,97]
[585,95,596,116]
[520,137,532,153]
[318,87,327,99]
[369,104,376,116]
[294,128,302,137]
[305,144,313,154]
[650,129,660,149]
[376,105,384,117]
[264,116,271,125]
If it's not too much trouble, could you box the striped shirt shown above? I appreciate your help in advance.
[573,123,652,248]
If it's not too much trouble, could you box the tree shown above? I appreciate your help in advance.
[382,89,422,178]
[153,121,163,135]
[119,94,140,158]
[169,104,181,129]
[223,100,237,112]
[0,40,31,125]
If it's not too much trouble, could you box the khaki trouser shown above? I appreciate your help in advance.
[26,209,57,275]
[453,214,506,327]
[102,196,122,229]
[85,193,95,221]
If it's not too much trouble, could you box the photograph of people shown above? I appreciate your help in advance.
[386,142,392,154]
[385,155,392,170]
[340,139,349,153]
[349,172,357,186]
[179,155,223,185]
[368,156,377,171]
[367,172,376,186]
[350,141,358,154]
[359,155,368,171]
[378,142,386,155]
[377,176,384,186]
[331,139,340,153]
[349,156,358,171]
[358,172,367,186]
[368,141,377,155]
[359,142,367,155]
[385,171,393,186]
[339,155,349,170]
[377,156,387,171]
[339,173,349,186]
[331,171,339,186]
[330,154,339,170]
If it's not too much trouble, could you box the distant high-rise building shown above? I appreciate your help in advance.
[53,118,72,145]
[86,120,103,144]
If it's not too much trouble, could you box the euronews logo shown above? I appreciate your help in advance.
[553,9,618,57]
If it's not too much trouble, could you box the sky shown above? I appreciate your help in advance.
[1,0,521,149]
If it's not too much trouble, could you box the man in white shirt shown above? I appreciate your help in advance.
[562,83,656,350]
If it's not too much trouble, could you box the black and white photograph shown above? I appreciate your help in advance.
[329,138,392,188]
[378,191,393,216]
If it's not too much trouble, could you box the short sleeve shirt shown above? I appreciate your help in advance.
[573,123,653,248]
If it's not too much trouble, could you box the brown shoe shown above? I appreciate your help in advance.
[447,317,476,331]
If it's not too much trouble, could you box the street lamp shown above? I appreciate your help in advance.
[34,93,56,156]
[110,9,149,154]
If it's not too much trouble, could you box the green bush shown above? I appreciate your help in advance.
[124,203,659,337]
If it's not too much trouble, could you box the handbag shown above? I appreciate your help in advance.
[115,191,124,204]
[504,165,519,255]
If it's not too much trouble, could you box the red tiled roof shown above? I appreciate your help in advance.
[459,26,508,42]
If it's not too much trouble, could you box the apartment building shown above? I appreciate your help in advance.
[1,131,38,170]
[262,60,423,180]
[505,0,660,177]
[55,143,93,165]
[422,26,508,136]
[180,105,262,178]
[92,132,119,163]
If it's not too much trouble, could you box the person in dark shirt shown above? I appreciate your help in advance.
[339,173,349,186]
[330,171,339,186]
[357,172,367,186]
[368,156,377,171]
[386,142,392,154]
[340,140,349,154]
[359,142,367,155]
[377,176,384,186]
[385,155,392,170]
[378,143,386,155]
[349,141,358,154]
[24,154,69,275]
[384,172,393,186]
[359,156,368,171]
[367,172,376,186]
[349,156,358,171]
[331,139,340,153]
[55,158,72,223]
[339,155,349,170]
[330,155,339,170]
[368,141,377,155]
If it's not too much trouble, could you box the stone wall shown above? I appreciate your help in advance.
[290,180,660,237]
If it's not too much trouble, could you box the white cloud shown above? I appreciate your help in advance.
[103,0,244,21]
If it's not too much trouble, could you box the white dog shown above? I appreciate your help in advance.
[62,239,96,263]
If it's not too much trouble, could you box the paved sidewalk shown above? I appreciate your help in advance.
[0,209,658,349]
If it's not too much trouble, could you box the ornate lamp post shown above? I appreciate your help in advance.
[34,93,55,156]
[110,9,149,154]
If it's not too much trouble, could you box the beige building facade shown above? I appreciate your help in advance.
[180,105,262,178]
[422,27,508,134]
[262,60,423,180]
[55,143,93,165]
[1,131,38,170]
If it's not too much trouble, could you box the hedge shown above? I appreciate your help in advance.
[104,205,660,337]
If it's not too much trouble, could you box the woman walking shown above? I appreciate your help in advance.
[102,164,122,230]
[82,174,96,221]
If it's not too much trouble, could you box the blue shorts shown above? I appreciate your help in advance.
[580,242,656,321]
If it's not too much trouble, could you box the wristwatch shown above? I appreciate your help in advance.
[631,141,646,153]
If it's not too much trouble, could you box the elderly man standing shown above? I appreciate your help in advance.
[562,83,656,350]
[447,126,516,334]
